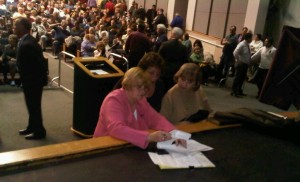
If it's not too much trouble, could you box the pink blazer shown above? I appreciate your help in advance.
[94,88,175,149]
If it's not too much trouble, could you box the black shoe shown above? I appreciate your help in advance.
[25,132,46,140]
[19,128,33,135]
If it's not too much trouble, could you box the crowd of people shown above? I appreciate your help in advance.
[0,0,282,147]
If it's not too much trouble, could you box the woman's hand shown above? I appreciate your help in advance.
[173,139,187,148]
[148,131,172,143]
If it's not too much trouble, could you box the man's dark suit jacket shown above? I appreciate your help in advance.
[158,39,188,90]
[17,34,48,87]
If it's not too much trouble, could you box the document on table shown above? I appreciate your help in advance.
[157,139,213,154]
[149,130,215,169]
[148,152,215,169]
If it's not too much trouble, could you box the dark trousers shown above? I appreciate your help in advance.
[200,65,212,84]
[254,68,269,96]
[23,84,46,134]
[232,62,248,94]
[215,54,234,81]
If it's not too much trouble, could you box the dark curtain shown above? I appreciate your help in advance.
[259,26,300,110]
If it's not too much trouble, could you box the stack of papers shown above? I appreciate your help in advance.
[90,69,109,75]
[148,130,215,169]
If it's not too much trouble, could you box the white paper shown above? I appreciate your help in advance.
[170,130,191,140]
[90,69,109,75]
[148,152,215,169]
[157,139,213,154]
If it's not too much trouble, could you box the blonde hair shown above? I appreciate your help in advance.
[84,34,95,42]
[122,67,150,90]
[174,63,201,91]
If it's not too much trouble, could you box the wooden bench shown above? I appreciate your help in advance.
[0,120,241,171]
[1,112,297,172]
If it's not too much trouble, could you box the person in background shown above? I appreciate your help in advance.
[94,67,186,149]
[94,41,106,57]
[170,13,183,29]
[152,24,168,52]
[125,23,151,68]
[153,8,167,28]
[231,32,253,97]
[51,20,71,57]
[189,45,204,64]
[159,27,188,91]
[250,33,263,54]
[215,25,238,82]
[14,17,48,140]
[2,34,18,86]
[146,4,157,32]
[193,39,203,51]
[189,46,213,85]
[248,33,264,79]
[160,63,213,124]
[114,52,165,112]
[81,33,96,57]
[251,36,276,98]
[237,27,249,43]
[121,27,132,46]
[182,33,192,56]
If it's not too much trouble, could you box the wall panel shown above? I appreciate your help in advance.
[145,0,156,10]
[157,0,169,14]
[208,0,229,38]
[227,0,248,33]
[193,0,211,34]
[134,0,145,8]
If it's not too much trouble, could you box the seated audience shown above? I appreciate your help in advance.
[193,39,204,51]
[190,47,216,85]
[189,45,204,64]
[70,21,84,37]
[81,33,96,57]
[160,63,213,124]
[51,20,71,57]
[1,34,18,86]
[94,67,184,149]
[94,41,106,57]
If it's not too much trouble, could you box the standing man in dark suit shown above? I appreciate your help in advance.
[14,17,48,140]
[158,27,188,91]
[146,4,157,32]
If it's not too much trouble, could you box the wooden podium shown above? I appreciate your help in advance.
[72,57,124,137]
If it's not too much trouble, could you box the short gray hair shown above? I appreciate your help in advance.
[156,24,166,31]
[171,27,183,39]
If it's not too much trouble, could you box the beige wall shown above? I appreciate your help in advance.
[193,0,211,34]
[145,0,156,10]
[208,0,229,38]
[186,0,196,30]
[244,0,268,35]
[227,0,248,35]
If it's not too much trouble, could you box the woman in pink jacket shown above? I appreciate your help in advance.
[94,67,178,149]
